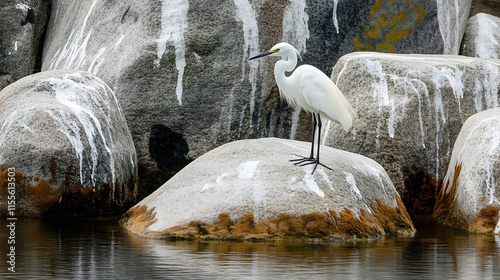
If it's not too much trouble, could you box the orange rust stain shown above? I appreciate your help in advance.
[433,164,468,229]
[30,181,61,212]
[470,205,500,233]
[0,163,136,217]
[123,194,416,241]
[120,205,157,234]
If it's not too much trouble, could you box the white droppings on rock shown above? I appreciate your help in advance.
[436,0,471,55]
[282,0,310,55]
[47,74,116,186]
[112,34,125,52]
[344,172,361,199]
[238,161,259,179]
[475,13,499,59]
[15,3,30,12]
[233,0,260,119]
[48,0,97,70]
[332,0,340,34]
[155,0,189,106]
[303,171,325,198]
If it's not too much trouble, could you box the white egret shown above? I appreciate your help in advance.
[249,42,355,174]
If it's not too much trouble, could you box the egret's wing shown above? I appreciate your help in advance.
[300,69,355,131]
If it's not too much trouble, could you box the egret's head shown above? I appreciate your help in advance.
[249,42,301,61]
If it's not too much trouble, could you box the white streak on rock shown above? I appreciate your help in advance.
[155,0,189,106]
[238,161,259,179]
[475,13,499,59]
[233,0,260,119]
[283,0,310,54]
[436,0,469,55]
[112,34,125,52]
[15,3,30,12]
[290,107,302,140]
[344,171,361,199]
[88,47,107,75]
[48,0,97,70]
[47,74,116,187]
[303,172,325,198]
[332,0,340,34]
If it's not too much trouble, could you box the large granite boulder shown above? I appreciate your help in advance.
[121,138,415,240]
[0,0,49,90]
[0,70,138,216]
[460,13,500,59]
[434,108,500,233]
[41,0,473,194]
[327,52,500,213]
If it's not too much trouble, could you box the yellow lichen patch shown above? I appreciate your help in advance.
[433,164,468,229]
[126,195,415,241]
[120,205,157,235]
[469,206,500,233]
[353,0,425,52]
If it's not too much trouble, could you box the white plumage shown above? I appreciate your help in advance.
[250,42,355,174]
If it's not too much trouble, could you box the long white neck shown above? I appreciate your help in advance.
[274,53,298,89]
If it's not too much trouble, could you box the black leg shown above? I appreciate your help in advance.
[290,113,316,164]
[310,114,333,174]
[309,114,316,159]
[291,113,333,174]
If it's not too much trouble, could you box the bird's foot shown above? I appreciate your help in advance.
[290,156,315,165]
[290,156,333,174]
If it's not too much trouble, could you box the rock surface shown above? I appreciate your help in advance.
[41,0,473,194]
[327,52,500,212]
[121,138,415,240]
[0,0,49,90]
[0,70,138,216]
[461,13,500,59]
[469,0,500,18]
[434,108,500,233]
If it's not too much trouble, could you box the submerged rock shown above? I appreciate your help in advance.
[434,108,500,233]
[121,138,415,240]
[327,52,500,210]
[461,13,500,59]
[0,70,138,216]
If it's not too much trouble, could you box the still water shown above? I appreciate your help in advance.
[1,215,499,279]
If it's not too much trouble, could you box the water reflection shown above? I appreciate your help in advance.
[1,215,499,279]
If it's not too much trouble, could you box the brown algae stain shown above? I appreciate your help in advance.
[434,164,500,233]
[121,195,415,241]
[0,163,136,217]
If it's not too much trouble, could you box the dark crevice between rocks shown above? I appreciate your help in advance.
[402,169,438,215]
[139,124,191,200]
[34,0,52,74]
